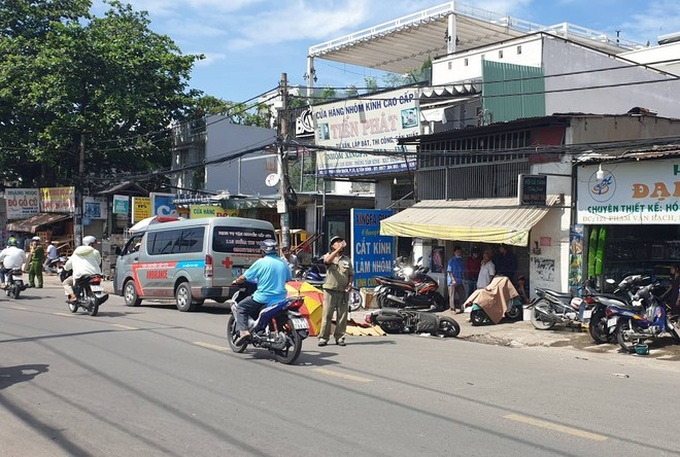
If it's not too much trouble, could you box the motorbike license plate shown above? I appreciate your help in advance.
[291,318,309,330]
[12,275,22,281]
[607,317,618,328]
[90,285,103,292]
[582,310,592,320]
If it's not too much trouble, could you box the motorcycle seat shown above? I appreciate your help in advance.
[377,277,413,287]
[538,288,573,300]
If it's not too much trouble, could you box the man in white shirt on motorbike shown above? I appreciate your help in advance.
[62,235,102,303]
[0,238,27,287]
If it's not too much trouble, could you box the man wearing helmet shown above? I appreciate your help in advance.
[28,236,45,288]
[318,235,354,347]
[62,236,102,303]
[0,238,27,288]
[231,238,292,342]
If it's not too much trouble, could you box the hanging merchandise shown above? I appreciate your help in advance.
[587,226,599,278]
[595,226,607,276]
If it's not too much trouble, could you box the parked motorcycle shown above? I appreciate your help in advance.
[4,268,27,299]
[528,279,598,331]
[63,272,109,316]
[45,256,67,275]
[226,290,309,364]
[299,258,363,311]
[466,276,523,325]
[365,307,460,337]
[373,258,446,311]
[587,275,647,344]
[606,281,680,353]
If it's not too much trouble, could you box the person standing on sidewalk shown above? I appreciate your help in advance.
[28,236,44,288]
[464,247,481,298]
[318,236,354,347]
[447,246,465,314]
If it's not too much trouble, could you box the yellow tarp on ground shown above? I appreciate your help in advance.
[380,196,558,246]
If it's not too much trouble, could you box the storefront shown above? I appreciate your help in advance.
[576,157,680,284]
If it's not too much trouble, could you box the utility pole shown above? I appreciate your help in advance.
[74,132,85,246]
[278,72,290,250]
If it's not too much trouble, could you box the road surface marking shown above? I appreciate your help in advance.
[504,414,607,442]
[312,368,373,384]
[10,306,28,310]
[194,342,229,352]
[52,312,75,317]
[112,324,138,330]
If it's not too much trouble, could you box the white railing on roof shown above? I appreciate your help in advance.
[308,0,644,56]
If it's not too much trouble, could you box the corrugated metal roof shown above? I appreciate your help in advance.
[380,196,559,246]
[575,144,680,164]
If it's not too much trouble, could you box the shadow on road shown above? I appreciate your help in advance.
[0,364,49,389]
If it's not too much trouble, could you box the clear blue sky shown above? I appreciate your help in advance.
[96,0,680,104]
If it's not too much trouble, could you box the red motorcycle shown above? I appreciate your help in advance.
[373,258,446,311]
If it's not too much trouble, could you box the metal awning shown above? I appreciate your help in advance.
[380,197,558,246]
[7,212,71,233]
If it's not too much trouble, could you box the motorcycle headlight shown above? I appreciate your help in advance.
[403,267,413,277]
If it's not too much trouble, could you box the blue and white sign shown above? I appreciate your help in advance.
[350,209,395,288]
[150,193,178,217]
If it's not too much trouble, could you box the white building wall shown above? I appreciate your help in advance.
[621,41,680,76]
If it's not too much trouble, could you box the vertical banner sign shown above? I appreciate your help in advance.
[150,192,177,217]
[113,195,130,215]
[351,209,395,288]
[5,188,40,219]
[132,197,152,223]
[40,187,75,213]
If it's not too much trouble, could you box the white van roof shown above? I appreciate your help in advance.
[143,217,275,233]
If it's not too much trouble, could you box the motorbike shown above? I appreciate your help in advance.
[299,258,363,312]
[466,276,523,325]
[226,290,310,365]
[527,278,598,331]
[62,271,109,316]
[365,307,460,337]
[586,275,648,344]
[4,268,28,299]
[373,258,446,311]
[45,256,68,275]
[606,281,680,353]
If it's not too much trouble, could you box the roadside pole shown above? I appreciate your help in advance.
[278,72,290,250]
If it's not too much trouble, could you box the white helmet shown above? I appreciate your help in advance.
[32,236,41,242]
[260,239,278,254]
[82,235,97,246]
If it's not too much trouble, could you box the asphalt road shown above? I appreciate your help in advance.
[2,282,680,457]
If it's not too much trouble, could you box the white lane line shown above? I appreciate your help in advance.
[312,368,373,384]
[194,342,229,352]
[504,414,608,442]
[112,324,139,330]
[52,312,75,317]
[10,306,28,310]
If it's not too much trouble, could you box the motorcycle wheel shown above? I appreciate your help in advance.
[273,329,302,365]
[226,315,247,353]
[588,310,610,344]
[9,287,19,299]
[438,317,460,337]
[348,287,363,312]
[376,293,388,309]
[470,309,486,326]
[506,305,522,321]
[530,300,556,330]
[667,318,680,343]
[615,320,639,353]
[68,301,78,313]
[86,299,99,317]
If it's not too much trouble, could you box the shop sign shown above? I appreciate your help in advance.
[132,197,152,223]
[189,205,239,219]
[150,192,178,217]
[40,187,75,213]
[83,197,107,220]
[518,174,547,206]
[5,188,40,219]
[350,209,395,288]
[577,159,680,224]
[113,195,129,215]
[312,88,419,177]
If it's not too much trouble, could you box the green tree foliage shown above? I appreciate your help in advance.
[0,0,202,188]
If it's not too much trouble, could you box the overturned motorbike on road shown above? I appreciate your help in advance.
[61,270,109,316]
[365,307,460,337]
[4,268,28,299]
[226,290,310,364]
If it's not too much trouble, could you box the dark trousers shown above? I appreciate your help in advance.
[235,296,266,333]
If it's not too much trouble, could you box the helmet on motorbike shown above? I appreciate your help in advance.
[260,238,278,254]
[82,235,97,246]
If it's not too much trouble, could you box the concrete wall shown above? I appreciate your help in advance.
[205,116,278,195]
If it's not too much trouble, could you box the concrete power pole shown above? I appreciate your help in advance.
[278,73,290,250]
